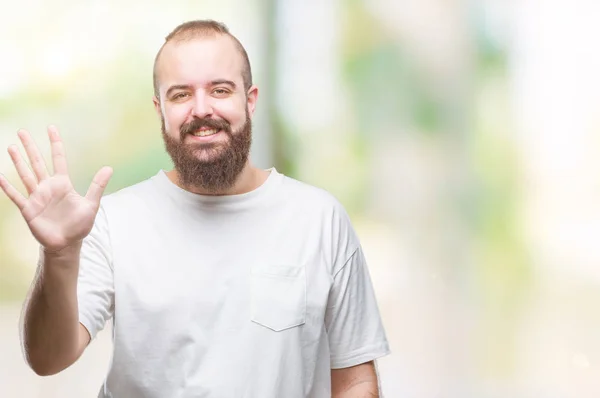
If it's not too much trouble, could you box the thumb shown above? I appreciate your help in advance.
[85,166,113,204]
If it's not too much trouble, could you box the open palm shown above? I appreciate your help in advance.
[0,126,112,253]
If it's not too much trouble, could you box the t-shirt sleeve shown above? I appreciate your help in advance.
[325,245,391,369]
[77,204,114,340]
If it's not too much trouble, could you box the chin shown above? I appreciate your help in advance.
[192,148,226,163]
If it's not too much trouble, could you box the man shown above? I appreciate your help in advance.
[0,20,390,397]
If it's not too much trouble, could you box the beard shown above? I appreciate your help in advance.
[161,110,252,193]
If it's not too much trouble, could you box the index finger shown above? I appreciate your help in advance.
[48,125,68,175]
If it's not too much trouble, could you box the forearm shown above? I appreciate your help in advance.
[21,244,85,375]
[331,361,380,398]
[333,381,379,398]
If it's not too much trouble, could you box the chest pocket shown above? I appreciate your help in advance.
[250,265,306,331]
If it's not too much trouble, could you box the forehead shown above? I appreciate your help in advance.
[157,35,243,90]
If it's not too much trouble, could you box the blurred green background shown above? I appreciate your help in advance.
[2,0,600,397]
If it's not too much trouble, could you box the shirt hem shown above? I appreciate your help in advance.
[330,342,391,369]
[78,312,98,341]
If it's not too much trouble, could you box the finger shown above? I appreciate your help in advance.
[48,125,68,175]
[85,166,113,204]
[0,173,27,210]
[18,129,49,182]
[8,145,37,194]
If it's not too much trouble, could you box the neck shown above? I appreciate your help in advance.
[166,161,270,196]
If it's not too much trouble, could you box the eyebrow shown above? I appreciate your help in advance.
[210,79,237,89]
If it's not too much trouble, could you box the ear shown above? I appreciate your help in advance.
[246,85,259,118]
[153,95,162,118]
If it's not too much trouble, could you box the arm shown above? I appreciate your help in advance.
[21,244,92,375]
[331,361,380,397]
[324,206,390,395]
[0,126,112,375]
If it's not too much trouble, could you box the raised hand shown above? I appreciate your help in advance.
[0,126,113,253]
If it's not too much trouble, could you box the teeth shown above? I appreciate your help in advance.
[192,129,218,137]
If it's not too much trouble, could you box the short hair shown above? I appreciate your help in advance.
[153,20,253,100]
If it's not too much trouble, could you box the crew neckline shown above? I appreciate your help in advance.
[151,167,284,208]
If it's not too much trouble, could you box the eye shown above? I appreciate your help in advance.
[213,88,230,96]
[172,92,190,100]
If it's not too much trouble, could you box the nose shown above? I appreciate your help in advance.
[191,93,214,119]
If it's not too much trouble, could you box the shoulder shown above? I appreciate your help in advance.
[278,174,347,215]
[276,173,359,247]
[98,172,160,213]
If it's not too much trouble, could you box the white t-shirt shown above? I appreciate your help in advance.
[78,168,390,398]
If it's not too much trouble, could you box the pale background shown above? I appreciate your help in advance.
[1,0,600,397]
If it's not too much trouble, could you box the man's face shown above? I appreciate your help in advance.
[153,35,258,191]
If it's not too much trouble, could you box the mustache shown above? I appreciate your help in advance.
[180,117,231,139]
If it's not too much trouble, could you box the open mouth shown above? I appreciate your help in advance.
[190,129,220,137]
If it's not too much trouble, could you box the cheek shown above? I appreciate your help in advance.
[163,106,189,134]
[214,101,248,127]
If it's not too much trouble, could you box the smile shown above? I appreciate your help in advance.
[191,129,219,137]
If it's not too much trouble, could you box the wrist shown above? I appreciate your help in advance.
[40,241,82,261]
